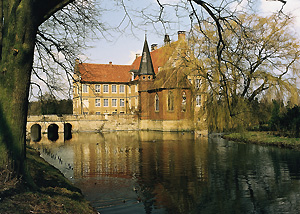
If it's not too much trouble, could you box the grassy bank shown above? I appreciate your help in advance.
[223,131,300,150]
[0,148,97,214]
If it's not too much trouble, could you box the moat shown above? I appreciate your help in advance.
[30,132,300,214]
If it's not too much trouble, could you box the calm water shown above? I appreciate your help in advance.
[31,132,300,214]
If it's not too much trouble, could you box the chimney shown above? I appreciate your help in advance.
[136,54,140,59]
[164,34,171,45]
[178,31,186,40]
[109,61,112,65]
[151,44,158,51]
[74,58,81,74]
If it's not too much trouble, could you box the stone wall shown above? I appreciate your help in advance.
[139,119,195,132]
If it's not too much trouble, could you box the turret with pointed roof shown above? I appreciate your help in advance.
[138,38,155,77]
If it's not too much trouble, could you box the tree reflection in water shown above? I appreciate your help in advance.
[31,132,300,214]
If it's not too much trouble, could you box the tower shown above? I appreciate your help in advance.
[138,37,155,119]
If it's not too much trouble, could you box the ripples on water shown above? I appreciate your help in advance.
[31,132,300,214]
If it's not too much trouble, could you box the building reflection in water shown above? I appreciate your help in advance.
[31,132,300,213]
[41,131,209,213]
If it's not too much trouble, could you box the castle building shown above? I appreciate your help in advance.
[73,31,207,132]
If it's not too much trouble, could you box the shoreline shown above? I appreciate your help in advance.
[223,131,300,150]
[0,147,97,214]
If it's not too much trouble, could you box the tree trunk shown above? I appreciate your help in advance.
[0,1,38,178]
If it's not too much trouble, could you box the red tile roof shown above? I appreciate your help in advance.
[78,40,183,84]
[78,63,133,83]
[131,42,178,74]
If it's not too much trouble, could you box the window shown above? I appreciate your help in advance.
[96,112,101,115]
[83,112,88,115]
[95,99,101,107]
[167,91,174,111]
[155,94,159,111]
[83,98,89,108]
[182,91,187,112]
[196,95,201,107]
[135,97,138,109]
[112,99,117,107]
[128,86,131,94]
[112,85,117,93]
[120,99,125,107]
[82,84,88,93]
[195,79,201,89]
[95,85,101,93]
[119,85,125,93]
[104,99,109,107]
[103,85,109,93]
[135,85,138,92]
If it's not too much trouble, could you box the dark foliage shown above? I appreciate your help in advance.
[269,101,300,138]
[28,98,73,115]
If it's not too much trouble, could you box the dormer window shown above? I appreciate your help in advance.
[148,76,151,80]
[143,76,146,80]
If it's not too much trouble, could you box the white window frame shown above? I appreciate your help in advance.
[103,84,109,93]
[135,97,138,109]
[128,86,131,94]
[196,95,201,107]
[95,99,101,107]
[82,84,88,93]
[83,98,89,108]
[95,85,101,93]
[112,85,117,93]
[195,79,201,89]
[119,85,125,93]
[112,98,117,107]
[120,99,125,107]
[103,99,109,107]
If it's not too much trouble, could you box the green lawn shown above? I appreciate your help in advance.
[223,131,300,150]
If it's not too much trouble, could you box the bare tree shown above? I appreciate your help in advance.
[0,0,105,185]
[31,0,106,100]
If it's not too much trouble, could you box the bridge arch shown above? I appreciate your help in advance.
[64,123,72,140]
[48,123,59,141]
[31,124,41,142]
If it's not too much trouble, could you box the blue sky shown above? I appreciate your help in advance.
[81,0,300,65]
[30,0,300,100]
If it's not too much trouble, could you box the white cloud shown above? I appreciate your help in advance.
[127,50,142,64]
[260,0,300,30]
[156,0,181,3]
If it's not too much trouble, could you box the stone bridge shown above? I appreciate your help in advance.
[26,114,139,141]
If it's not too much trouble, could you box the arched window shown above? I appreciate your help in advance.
[182,91,187,112]
[155,94,159,112]
[168,91,174,111]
